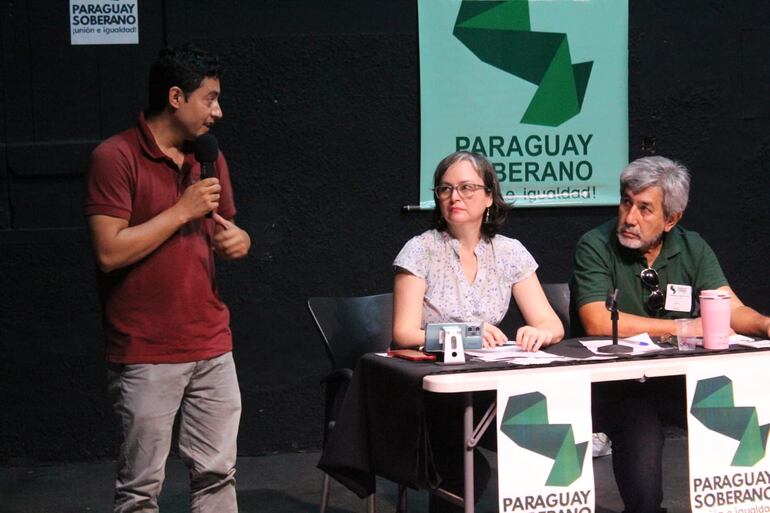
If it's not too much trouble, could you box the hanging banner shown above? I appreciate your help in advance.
[418,0,628,209]
[687,360,770,513]
[497,370,594,513]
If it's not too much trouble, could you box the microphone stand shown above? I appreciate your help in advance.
[598,289,632,354]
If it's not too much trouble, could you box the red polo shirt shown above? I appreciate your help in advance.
[84,114,236,364]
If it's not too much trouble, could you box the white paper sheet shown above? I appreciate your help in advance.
[579,332,665,355]
[465,343,578,364]
[733,338,770,349]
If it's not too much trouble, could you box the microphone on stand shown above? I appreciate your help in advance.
[598,289,632,354]
[194,133,219,218]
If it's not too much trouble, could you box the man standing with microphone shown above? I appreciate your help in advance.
[84,45,250,513]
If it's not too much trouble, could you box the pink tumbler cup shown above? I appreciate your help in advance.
[700,290,731,350]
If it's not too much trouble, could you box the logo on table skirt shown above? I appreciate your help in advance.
[500,391,588,486]
[453,0,593,127]
[691,375,770,466]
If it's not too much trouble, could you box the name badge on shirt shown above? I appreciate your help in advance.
[664,284,692,312]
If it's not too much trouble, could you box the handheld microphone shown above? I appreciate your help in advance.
[195,133,219,180]
[194,134,219,218]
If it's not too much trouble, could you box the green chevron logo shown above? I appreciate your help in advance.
[690,376,770,466]
[453,0,593,127]
[500,391,588,486]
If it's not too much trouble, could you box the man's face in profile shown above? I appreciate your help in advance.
[616,186,672,252]
[174,77,223,140]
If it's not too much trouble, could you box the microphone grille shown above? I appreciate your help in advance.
[194,133,219,163]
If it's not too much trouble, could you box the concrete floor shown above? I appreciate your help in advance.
[1,437,690,513]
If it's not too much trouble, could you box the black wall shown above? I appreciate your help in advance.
[1,1,769,462]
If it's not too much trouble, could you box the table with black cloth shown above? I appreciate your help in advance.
[317,338,768,503]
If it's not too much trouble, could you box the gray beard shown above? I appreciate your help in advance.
[617,229,664,253]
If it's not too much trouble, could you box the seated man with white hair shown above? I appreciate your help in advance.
[571,155,770,513]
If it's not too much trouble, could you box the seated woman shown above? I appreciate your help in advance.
[392,150,564,511]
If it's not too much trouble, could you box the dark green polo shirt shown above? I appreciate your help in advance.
[570,219,728,319]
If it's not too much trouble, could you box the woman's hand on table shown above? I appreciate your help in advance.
[515,326,555,352]
[482,323,508,348]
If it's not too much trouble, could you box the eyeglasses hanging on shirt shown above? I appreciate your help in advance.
[640,267,664,311]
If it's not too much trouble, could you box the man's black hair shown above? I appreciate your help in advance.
[145,44,223,116]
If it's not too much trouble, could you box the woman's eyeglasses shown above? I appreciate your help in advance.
[640,267,664,311]
[433,183,490,199]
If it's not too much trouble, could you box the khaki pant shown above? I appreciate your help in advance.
[108,352,241,513]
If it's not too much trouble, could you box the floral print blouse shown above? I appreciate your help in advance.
[393,229,538,327]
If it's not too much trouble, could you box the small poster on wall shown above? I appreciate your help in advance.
[70,0,139,45]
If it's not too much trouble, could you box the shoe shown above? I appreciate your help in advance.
[592,432,612,457]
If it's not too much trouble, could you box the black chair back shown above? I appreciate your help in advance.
[308,293,394,371]
[498,282,571,337]
[543,282,571,334]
